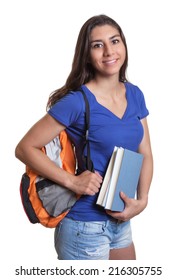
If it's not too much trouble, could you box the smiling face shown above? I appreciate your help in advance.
[89,24,126,79]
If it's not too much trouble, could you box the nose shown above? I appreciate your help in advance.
[103,43,114,56]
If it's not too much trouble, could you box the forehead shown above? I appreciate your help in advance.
[90,24,120,41]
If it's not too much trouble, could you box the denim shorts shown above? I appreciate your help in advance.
[54,217,132,260]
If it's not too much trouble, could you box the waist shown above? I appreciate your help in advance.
[67,194,109,221]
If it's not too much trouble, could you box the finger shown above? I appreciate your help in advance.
[84,187,99,196]
[95,171,103,181]
[82,180,101,195]
[106,210,125,220]
[120,191,130,203]
[89,173,102,187]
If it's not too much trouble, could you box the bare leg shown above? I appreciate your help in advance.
[109,242,136,260]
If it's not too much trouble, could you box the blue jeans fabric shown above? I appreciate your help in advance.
[54,217,132,260]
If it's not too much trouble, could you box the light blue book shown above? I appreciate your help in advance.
[107,148,144,212]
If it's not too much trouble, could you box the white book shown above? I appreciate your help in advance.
[101,180,111,207]
[96,146,118,205]
[104,147,124,209]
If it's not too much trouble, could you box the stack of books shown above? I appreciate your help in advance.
[96,146,144,212]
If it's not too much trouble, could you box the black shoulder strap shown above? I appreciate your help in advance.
[79,88,94,173]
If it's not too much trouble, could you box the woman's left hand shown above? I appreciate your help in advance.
[106,191,148,222]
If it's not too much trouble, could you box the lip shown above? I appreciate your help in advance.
[103,59,118,64]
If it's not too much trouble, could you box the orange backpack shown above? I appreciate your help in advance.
[20,131,79,228]
[20,89,93,228]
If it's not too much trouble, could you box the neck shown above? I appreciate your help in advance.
[88,75,124,97]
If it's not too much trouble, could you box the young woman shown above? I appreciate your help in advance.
[15,14,153,260]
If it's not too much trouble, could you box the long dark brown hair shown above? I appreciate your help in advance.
[47,14,128,109]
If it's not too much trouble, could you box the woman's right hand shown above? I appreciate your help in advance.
[71,171,103,196]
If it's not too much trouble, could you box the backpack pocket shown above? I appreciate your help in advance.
[36,179,77,217]
[20,173,40,223]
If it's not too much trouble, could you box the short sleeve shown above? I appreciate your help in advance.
[48,92,84,127]
[134,85,149,119]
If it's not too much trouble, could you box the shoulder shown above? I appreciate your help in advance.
[125,82,143,95]
[52,90,86,112]
[62,90,85,105]
[125,82,149,118]
[48,89,86,126]
[125,82,146,103]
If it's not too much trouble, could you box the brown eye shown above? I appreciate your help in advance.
[91,43,103,49]
[112,39,120,44]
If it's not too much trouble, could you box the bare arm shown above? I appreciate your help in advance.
[15,114,102,195]
[106,117,153,221]
[136,118,153,206]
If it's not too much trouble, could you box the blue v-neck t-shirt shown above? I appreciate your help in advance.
[48,82,149,221]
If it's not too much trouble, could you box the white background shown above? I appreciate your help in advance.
[1,0,177,279]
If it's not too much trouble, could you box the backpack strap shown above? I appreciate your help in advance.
[79,88,94,173]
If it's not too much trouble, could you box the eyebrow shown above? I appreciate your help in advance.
[90,34,121,44]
